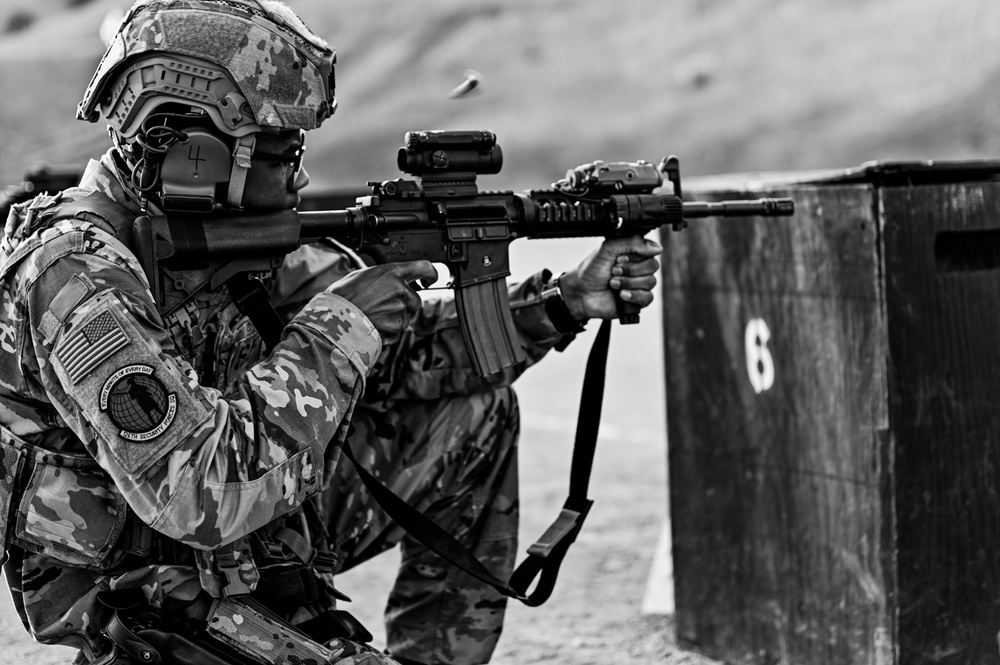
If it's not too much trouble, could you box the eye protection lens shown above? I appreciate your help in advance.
[252,130,307,180]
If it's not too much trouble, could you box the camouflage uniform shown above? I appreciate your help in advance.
[0,153,571,664]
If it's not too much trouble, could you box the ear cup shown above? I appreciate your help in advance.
[159,129,233,212]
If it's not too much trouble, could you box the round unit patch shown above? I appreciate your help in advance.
[99,365,177,442]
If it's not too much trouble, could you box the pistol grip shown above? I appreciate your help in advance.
[455,279,526,377]
[616,296,641,324]
[612,246,644,324]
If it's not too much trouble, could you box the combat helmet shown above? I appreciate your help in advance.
[77,0,336,211]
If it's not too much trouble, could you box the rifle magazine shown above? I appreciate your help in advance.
[455,279,525,377]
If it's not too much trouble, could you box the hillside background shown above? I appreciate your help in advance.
[1,1,1000,664]
[3,0,1000,191]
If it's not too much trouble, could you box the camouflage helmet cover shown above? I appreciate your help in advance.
[77,0,336,135]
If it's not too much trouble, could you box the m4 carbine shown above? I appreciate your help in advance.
[132,130,794,376]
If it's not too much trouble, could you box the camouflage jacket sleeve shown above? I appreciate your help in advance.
[269,244,575,402]
[15,222,381,550]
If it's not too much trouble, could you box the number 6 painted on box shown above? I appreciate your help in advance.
[745,318,774,394]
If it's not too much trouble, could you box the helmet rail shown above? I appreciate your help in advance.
[104,54,262,140]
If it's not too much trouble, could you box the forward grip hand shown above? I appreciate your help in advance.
[612,246,649,325]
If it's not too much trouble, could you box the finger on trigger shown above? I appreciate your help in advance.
[396,260,437,284]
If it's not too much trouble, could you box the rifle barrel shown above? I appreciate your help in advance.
[681,198,794,218]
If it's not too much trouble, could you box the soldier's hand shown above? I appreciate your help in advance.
[559,235,662,321]
[327,261,438,345]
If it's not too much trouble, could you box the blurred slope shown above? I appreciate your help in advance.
[1,0,1000,191]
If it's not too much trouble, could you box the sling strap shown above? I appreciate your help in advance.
[227,274,287,352]
[341,319,611,606]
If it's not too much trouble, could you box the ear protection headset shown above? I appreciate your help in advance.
[158,127,237,213]
[118,106,256,213]
[155,127,305,212]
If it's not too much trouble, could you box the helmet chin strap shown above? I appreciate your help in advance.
[226,133,257,208]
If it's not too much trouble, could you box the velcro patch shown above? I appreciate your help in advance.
[49,274,94,323]
[40,274,96,344]
[55,310,129,384]
[99,364,177,442]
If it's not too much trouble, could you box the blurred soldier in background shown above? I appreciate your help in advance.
[0,1,661,663]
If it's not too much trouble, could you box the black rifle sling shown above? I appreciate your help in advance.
[245,286,610,607]
[342,319,611,607]
[506,319,608,604]
[227,274,287,352]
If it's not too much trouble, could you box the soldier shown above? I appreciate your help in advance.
[0,1,662,664]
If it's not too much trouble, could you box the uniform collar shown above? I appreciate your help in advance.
[78,149,163,218]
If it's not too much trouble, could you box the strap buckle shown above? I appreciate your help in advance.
[233,137,254,170]
[526,500,593,559]
[215,540,257,597]
[312,549,339,573]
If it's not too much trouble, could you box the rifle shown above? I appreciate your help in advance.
[132,129,794,377]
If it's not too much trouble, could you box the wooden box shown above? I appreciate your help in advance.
[663,161,1000,665]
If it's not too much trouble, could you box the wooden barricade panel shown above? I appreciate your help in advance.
[664,162,1000,665]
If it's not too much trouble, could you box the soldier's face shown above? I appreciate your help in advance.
[241,130,310,210]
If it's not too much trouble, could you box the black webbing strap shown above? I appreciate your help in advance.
[342,442,524,599]
[507,318,609,604]
[341,319,612,606]
[227,275,286,352]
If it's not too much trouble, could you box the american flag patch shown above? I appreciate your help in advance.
[57,311,129,384]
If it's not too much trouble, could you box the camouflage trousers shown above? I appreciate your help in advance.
[321,386,520,665]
